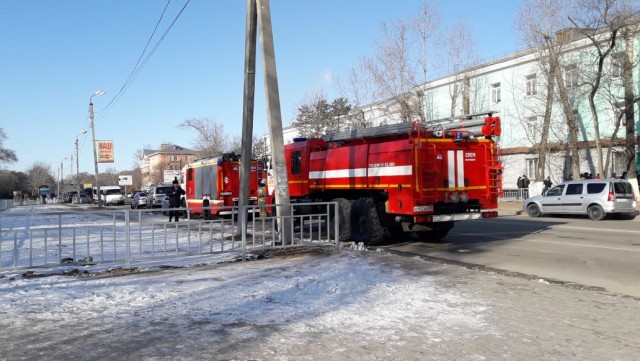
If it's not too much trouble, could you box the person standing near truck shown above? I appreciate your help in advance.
[168,180,185,222]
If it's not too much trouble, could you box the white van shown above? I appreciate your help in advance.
[98,186,124,206]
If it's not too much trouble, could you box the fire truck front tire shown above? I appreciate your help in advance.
[329,198,352,242]
[350,197,385,245]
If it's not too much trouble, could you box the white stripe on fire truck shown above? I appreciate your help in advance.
[447,150,455,187]
[368,165,412,177]
[309,168,367,179]
[457,150,464,188]
[308,165,412,180]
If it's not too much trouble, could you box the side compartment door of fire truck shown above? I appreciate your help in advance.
[286,142,309,197]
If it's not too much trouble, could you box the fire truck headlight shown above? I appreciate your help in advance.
[446,192,459,203]
[458,192,469,203]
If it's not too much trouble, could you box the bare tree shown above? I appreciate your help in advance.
[0,128,17,165]
[336,1,440,127]
[365,18,419,122]
[179,118,229,158]
[337,59,377,128]
[411,0,440,120]
[438,22,479,116]
[26,161,54,196]
[569,0,640,179]
[101,167,120,186]
[516,0,576,180]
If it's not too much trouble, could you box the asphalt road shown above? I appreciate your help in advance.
[385,212,640,298]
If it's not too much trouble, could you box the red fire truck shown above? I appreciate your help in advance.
[184,153,267,218]
[271,112,503,245]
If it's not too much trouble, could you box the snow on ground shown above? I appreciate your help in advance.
[1,204,639,360]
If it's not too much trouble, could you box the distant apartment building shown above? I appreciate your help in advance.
[139,144,198,187]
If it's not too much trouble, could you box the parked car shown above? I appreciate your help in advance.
[97,186,125,206]
[130,191,149,209]
[148,186,173,208]
[74,193,91,204]
[524,178,637,220]
[65,191,78,203]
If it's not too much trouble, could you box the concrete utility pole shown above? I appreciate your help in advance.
[240,0,292,243]
[256,0,292,243]
[239,0,258,246]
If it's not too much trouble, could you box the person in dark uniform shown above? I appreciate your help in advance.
[168,180,185,222]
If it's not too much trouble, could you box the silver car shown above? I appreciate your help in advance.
[524,178,637,220]
[130,191,149,209]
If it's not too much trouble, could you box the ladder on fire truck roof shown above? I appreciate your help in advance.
[321,111,498,142]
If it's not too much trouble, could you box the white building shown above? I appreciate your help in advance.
[269,27,640,196]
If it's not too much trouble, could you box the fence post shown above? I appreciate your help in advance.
[125,209,130,268]
[334,201,339,246]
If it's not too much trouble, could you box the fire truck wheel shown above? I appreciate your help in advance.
[350,197,385,245]
[526,203,542,217]
[328,198,352,241]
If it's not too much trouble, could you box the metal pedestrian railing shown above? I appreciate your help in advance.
[0,202,339,271]
[499,188,530,202]
[0,199,14,211]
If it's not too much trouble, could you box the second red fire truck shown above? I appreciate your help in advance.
[184,153,266,218]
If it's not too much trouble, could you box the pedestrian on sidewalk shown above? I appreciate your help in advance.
[168,180,185,222]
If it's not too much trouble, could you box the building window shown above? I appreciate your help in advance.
[611,52,624,78]
[613,101,627,127]
[169,155,178,162]
[526,158,538,180]
[565,64,579,89]
[612,151,627,178]
[525,74,537,96]
[525,116,540,140]
[491,82,501,104]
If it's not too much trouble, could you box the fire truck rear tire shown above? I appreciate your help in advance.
[351,197,385,245]
[329,198,352,241]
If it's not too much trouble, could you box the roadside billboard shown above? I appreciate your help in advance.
[164,170,180,184]
[119,175,133,186]
[98,140,114,163]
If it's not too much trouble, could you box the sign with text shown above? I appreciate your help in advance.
[164,170,180,184]
[98,140,114,163]
[118,175,133,186]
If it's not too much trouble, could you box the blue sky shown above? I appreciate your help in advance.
[0,0,523,174]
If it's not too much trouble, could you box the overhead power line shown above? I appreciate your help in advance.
[98,0,192,116]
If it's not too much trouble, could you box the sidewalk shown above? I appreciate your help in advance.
[498,201,524,216]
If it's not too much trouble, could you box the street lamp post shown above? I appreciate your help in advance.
[76,129,87,202]
[60,160,64,200]
[89,89,107,207]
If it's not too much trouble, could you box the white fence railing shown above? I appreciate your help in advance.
[499,189,529,202]
[0,202,339,271]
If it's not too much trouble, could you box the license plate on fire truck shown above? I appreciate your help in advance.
[413,205,433,212]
